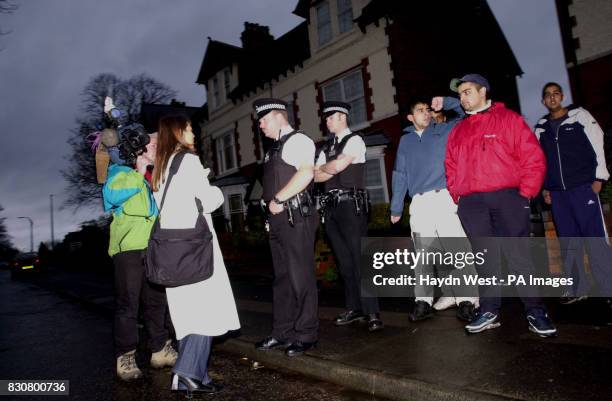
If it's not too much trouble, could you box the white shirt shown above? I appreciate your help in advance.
[316,128,366,165]
[277,125,316,169]
[466,100,492,115]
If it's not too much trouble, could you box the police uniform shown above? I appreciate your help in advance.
[253,98,319,356]
[317,101,382,331]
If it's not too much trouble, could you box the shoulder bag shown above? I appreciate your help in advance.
[145,151,214,287]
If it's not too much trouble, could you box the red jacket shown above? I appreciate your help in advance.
[445,102,545,203]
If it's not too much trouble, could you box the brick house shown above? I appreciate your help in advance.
[195,0,522,231]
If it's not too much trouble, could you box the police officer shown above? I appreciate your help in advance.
[252,98,319,357]
[315,101,383,332]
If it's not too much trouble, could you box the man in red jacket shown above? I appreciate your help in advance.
[445,74,557,337]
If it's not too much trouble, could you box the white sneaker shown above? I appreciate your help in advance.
[433,297,457,311]
[171,374,179,390]
[116,350,143,381]
[150,339,178,368]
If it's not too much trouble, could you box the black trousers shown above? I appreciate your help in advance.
[268,212,319,343]
[325,201,379,315]
[457,189,544,315]
[113,249,170,358]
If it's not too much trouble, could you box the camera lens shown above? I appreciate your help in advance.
[110,108,122,119]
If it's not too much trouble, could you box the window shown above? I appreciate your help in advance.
[337,0,353,33]
[285,98,296,127]
[224,69,231,99]
[212,207,228,233]
[215,130,237,173]
[317,2,332,46]
[322,70,367,126]
[212,77,220,108]
[229,194,245,231]
[365,158,387,204]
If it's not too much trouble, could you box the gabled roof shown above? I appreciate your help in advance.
[293,0,322,19]
[195,21,310,103]
[196,40,243,84]
[228,21,310,101]
[354,0,522,76]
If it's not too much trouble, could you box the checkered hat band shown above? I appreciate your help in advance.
[256,103,287,113]
[323,106,349,114]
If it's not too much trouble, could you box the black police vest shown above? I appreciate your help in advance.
[323,132,365,192]
[263,131,313,201]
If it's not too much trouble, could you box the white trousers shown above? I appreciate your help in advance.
[409,189,478,305]
[409,189,466,237]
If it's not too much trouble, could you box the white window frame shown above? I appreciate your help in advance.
[321,69,368,130]
[215,129,238,175]
[212,76,220,109]
[365,145,389,204]
[228,193,245,232]
[337,0,354,34]
[220,185,248,232]
[283,95,297,127]
[223,68,232,100]
[316,1,332,47]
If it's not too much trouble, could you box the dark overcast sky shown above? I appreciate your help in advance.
[0,0,569,251]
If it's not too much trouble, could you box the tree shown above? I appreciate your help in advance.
[0,0,17,37]
[62,73,177,209]
[0,204,17,260]
[0,1,17,13]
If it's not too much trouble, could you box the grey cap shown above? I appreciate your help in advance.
[450,74,490,93]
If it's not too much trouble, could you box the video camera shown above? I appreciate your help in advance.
[101,99,150,166]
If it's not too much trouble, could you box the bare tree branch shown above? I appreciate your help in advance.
[0,0,17,13]
[0,0,17,37]
[0,204,17,258]
[61,73,177,210]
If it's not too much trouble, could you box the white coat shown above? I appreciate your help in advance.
[153,152,240,340]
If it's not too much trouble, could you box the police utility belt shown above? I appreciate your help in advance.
[317,188,369,224]
[260,190,315,229]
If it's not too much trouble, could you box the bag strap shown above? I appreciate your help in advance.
[158,151,188,214]
[195,198,204,214]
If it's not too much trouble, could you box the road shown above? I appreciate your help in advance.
[0,270,389,401]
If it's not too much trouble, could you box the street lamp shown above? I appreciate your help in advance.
[50,194,55,250]
[17,216,34,252]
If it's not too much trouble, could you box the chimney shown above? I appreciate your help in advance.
[240,22,274,51]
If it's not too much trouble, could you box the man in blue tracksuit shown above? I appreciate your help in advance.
[535,82,611,303]
[390,96,478,322]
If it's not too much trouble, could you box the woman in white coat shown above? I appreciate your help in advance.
[152,115,240,395]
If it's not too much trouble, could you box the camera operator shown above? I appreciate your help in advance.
[98,98,176,381]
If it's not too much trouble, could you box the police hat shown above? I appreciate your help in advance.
[253,98,288,120]
[322,101,351,119]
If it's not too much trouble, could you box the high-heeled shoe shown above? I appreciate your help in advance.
[171,374,223,397]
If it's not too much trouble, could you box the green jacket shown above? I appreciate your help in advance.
[102,164,158,257]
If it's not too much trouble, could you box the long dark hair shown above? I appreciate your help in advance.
[152,115,194,192]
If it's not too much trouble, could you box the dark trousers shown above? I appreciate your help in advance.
[113,249,169,358]
[457,189,544,315]
[268,212,319,343]
[325,201,379,314]
[173,334,212,384]
[550,184,612,295]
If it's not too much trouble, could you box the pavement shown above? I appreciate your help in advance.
[20,266,612,401]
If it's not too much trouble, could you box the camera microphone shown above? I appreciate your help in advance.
[101,128,119,147]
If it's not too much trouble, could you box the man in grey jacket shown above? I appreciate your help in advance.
[390,96,478,322]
